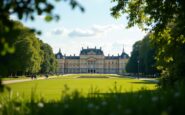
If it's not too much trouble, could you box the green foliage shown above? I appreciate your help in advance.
[139,35,158,75]
[40,41,58,74]
[111,0,185,86]
[126,41,141,74]
[126,36,157,75]
[111,0,185,31]
[44,15,53,22]
[150,25,185,87]
[0,0,84,55]
[0,21,42,76]
[0,0,84,92]
[0,0,84,22]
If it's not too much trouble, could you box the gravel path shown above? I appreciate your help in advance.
[138,78,159,83]
[125,76,159,83]
[2,77,47,84]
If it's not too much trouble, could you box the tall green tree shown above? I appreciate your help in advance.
[139,35,157,75]
[126,35,158,76]
[126,41,142,74]
[40,41,57,74]
[150,24,185,86]
[111,0,185,86]
[0,0,84,91]
[0,21,42,76]
[0,0,84,56]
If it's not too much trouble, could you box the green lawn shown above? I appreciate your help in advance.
[1,74,184,115]
[2,74,157,101]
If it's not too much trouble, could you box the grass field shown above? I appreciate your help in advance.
[2,74,157,100]
[1,74,185,115]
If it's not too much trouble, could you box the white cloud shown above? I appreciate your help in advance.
[50,28,69,36]
[51,28,64,35]
[92,24,123,32]
[50,24,124,37]
[68,28,95,37]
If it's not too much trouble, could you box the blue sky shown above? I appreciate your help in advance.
[13,0,146,56]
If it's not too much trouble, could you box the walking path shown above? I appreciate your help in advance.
[138,78,159,83]
[125,76,159,83]
[2,76,58,85]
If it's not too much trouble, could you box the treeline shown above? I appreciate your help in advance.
[0,21,57,77]
[126,35,158,77]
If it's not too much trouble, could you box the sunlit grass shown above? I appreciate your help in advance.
[1,74,184,115]
[2,74,157,101]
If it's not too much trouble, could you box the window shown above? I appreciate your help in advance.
[57,55,60,59]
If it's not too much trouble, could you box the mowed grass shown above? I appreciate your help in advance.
[3,74,157,100]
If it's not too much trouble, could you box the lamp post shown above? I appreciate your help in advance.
[137,59,139,79]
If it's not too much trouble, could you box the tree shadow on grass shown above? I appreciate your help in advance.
[129,80,157,84]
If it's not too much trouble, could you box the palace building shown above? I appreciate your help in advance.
[55,46,129,74]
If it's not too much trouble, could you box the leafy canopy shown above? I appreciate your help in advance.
[126,35,157,75]
[111,0,185,31]
[111,0,185,86]
[0,21,43,76]
[0,0,84,55]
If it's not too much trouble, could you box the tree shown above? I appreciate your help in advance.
[0,21,42,76]
[126,36,157,76]
[111,0,185,86]
[111,0,185,32]
[0,0,84,56]
[0,0,84,91]
[126,41,142,74]
[40,41,57,74]
[150,25,185,86]
[139,35,157,75]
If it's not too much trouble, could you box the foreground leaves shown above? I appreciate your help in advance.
[0,84,185,115]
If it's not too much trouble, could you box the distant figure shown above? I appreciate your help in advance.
[31,74,34,80]
[45,74,49,79]
[34,74,37,79]
[31,74,37,80]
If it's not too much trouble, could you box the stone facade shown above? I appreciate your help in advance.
[56,47,129,74]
